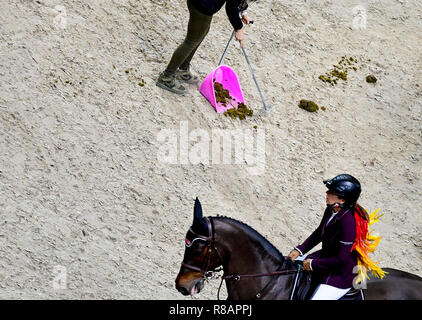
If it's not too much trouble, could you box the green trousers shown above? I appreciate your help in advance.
[164,0,212,75]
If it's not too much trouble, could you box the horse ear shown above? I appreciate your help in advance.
[193,197,203,220]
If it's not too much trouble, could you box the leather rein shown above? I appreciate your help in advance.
[180,217,301,299]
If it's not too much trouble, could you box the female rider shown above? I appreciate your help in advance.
[288,174,372,300]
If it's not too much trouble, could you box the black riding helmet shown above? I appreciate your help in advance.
[324,174,361,207]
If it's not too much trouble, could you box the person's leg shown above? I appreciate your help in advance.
[178,9,211,72]
[176,19,211,84]
[164,0,212,74]
[178,43,201,71]
[310,284,351,300]
[157,0,211,92]
[175,42,203,83]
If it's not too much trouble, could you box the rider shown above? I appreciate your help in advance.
[287,174,385,300]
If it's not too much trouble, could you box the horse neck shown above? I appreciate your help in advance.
[213,218,284,275]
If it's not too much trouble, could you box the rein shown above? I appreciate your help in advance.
[181,217,302,300]
[223,269,300,280]
[220,260,302,300]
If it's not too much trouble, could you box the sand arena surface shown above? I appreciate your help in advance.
[0,0,421,299]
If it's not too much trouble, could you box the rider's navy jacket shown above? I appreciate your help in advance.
[296,207,358,289]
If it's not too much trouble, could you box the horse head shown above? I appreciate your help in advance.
[175,198,222,296]
[175,198,295,299]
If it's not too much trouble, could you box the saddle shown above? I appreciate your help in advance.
[289,261,364,300]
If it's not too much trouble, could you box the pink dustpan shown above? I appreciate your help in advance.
[199,65,245,113]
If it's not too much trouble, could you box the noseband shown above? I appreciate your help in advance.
[181,217,223,278]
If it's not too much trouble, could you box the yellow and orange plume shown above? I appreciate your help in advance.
[353,208,387,283]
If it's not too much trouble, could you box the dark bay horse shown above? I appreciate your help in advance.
[175,198,422,300]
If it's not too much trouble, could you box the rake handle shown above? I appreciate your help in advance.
[218,21,254,66]
[241,45,270,111]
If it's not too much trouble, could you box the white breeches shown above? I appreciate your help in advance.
[310,284,351,300]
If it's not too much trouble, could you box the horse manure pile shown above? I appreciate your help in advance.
[224,102,253,120]
[213,81,253,120]
[366,75,377,83]
[319,56,359,85]
[214,82,232,107]
[298,99,326,112]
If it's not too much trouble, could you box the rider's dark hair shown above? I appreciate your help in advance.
[355,203,370,221]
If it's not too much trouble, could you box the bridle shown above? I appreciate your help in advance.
[181,217,224,278]
[180,217,302,299]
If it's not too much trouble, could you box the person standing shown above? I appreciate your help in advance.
[156,0,253,94]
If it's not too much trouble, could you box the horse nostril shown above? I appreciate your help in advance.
[177,286,190,296]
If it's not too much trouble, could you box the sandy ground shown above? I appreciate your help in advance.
[0,0,421,299]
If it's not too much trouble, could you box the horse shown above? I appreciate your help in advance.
[175,198,422,300]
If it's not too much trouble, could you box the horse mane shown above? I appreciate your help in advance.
[212,215,285,264]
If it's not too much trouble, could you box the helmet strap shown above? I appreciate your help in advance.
[328,202,345,209]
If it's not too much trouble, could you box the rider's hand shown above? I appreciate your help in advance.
[287,249,300,261]
[303,259,312,271]
[235,28,244,48]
